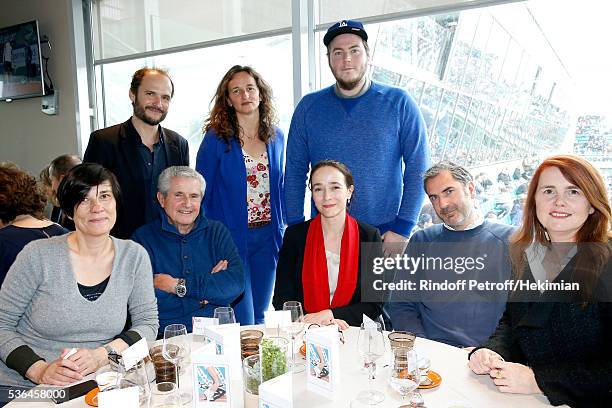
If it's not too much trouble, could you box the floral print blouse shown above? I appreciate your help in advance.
[243,149,272,224]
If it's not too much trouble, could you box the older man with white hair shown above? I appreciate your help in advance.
[133,166,244,336]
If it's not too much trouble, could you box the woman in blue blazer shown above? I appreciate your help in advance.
[196,65,285,324]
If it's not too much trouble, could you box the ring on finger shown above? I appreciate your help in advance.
[493,369,503,378]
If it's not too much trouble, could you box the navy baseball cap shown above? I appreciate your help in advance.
[323,19,368,47]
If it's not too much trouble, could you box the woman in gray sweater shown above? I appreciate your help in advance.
[0,163,159,387]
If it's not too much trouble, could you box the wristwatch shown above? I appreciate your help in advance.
[175,278,187,297]
[103,344,119,364]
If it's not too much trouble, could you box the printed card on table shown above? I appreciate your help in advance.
[99,385,139,407]
[258,371,293,408]
[192,353,233,407]
[202,323,242,377]
[120,338,149,370]
[264,310,291,330]
[362,313,378,329]
[202,326,225,355]
[193,317,219,335]
[305,325,340,399]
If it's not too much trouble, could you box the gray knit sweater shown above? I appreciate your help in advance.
[0,235,159,387]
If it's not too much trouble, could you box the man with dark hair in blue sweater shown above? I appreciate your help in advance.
[285,19,430,256]
[388,162,515,347]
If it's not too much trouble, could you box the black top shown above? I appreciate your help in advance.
[0,224,68,286]
[78,276,110,302]
[471,243,612,407]
[83,118,189,238]
[273,219,384,326]
[136,139,168,224]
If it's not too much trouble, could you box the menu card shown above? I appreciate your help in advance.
[192,317,219,335]
[264,310,291,330]
[192,353,233,407]
[259,371,293,408]
[200,323,242,378]
[305,325,340,399]
[362,313,378,329]
[120,338,149,371]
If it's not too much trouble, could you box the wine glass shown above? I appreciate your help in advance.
[213,306,236,325]
[282,301,305,373]
[356,321,386,405]
[148,382,181,408]
[389,348,420,402]
[162,324,191,405]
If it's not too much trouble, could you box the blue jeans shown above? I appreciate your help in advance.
[233,224,278,324]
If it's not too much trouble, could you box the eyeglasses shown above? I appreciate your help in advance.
[307,323,345,344]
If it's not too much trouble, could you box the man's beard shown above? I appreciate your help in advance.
[333,67,367,91]
[132,100,167,126]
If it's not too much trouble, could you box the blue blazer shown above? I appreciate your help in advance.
[195,127,286,259]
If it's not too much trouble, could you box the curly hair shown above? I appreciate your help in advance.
[0,163,47,224]
[204,65,277,146]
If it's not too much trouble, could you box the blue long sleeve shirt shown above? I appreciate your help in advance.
[285,82,430,236]
[387,220,516,347]
[132,212,245,335]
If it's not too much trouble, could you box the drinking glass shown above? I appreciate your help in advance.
[356,321,386,405]
[162,324,192,405]
[282,301,305,373]
[118,359,150,406]
[389,348,420,402]
[213,306,236,325]
[148,382,181,408]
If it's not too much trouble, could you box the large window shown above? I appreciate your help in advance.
[314,5,573,167]
[92,0,291,60]
[87,0,609,206]
[96,34,292,165]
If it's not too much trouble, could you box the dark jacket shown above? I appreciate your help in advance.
[83,119,189,238]
[472,244,612,407]
[272,219,383,326]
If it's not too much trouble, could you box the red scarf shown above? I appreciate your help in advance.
[302,214,360,313]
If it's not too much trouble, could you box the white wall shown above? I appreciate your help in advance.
[0,0,82,175]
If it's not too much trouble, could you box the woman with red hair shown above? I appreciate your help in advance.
[469,154,611,407]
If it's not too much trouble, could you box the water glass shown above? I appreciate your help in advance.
[162,324,192,405]
[118,359,150,407]
[148,382,181,408]
[282,301,305,373]
[242,354,261,395]
[213,306,236,325]
[356,321,385,405]
[389,348,420,400]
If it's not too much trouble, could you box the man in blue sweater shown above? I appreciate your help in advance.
[285,20,430,255]
[388,162,515,347]
[132,166,244,336]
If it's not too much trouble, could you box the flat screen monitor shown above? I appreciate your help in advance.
[0,20,45,101]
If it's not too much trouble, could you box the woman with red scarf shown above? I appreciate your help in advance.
[273,160,383,328]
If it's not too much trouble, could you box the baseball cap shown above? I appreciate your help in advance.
[323,19,368,47]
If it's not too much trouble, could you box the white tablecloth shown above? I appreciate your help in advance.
[5,326,564,407]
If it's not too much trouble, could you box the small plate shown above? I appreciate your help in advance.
[418,370,442,389]
[85,387,100,407]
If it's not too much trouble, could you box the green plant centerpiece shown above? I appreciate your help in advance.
[260,336,288,382]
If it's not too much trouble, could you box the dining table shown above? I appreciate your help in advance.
[4,325,565,408]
